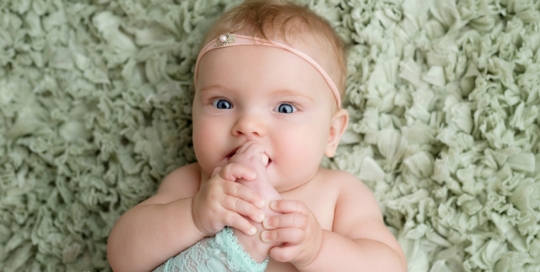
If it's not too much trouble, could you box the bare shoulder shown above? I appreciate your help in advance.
[319,168,377,205]
[309,168,383,227]
[325,169,384,229]
[138,163,202,206]
[329,169,380,211]
[325,168,405,260]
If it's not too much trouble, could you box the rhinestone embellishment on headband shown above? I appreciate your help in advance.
[216,33,235,46]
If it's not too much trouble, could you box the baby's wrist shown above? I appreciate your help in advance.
[188,198,211,239]
[293,229,326,270]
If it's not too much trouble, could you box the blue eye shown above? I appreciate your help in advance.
[275,103,296,114]
[212,99,232,109]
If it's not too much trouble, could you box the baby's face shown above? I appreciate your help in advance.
[192,41,339,192]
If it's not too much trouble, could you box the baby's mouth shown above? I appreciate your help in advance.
[225,147,240,162]
[226,148,272,168]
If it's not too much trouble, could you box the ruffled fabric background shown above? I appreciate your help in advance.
[1,0,539,271]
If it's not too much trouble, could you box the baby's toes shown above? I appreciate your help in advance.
[232,142,265,166]
[235,141,255,155]
[260,153,269,167]
[238,141,264,156]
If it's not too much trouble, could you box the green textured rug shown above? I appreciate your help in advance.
[1,0,539,271]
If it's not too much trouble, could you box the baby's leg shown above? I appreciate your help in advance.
[153,227,268,272]
[229,141,281,218]
[152,142,280,271]
[228,142,282,262]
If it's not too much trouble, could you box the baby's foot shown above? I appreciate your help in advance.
[230,141,281,209]
[229,141,282,262]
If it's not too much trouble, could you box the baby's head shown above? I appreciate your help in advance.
[192,0,349,191]
[197,0,347,103]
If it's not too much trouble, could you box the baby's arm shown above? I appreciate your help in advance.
[264,171,407,271]
[153,142,282,271]
[107,164,206,272]
[107,162,266,272]
[308,175,406,271]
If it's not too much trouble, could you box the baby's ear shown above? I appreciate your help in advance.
[325,108,349,157]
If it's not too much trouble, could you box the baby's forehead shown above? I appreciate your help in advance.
[283,32,337,70]
[194,29,343,109]
[280,33,341,92]
[231,26,337,70]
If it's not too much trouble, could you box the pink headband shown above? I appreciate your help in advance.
[194,33,341,107]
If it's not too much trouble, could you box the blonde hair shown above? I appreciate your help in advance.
[200,0,347,95]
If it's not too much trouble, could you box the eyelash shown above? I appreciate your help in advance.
[274,102,299,114]
[209,98,301,112]
[211,98,233,109]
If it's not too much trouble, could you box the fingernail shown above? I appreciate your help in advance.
[249,227,257,236]
[261,231,271,242]
[257,212,265,222]
[259,199,265,208]
[263,218,271,228]
[270,200,277,210]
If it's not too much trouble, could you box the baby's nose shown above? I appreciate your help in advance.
[231,113,266,138]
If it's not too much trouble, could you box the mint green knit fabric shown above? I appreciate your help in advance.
[153,227,268,272]
[1,0,540,271]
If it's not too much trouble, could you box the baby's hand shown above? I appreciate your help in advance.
[191,161,266,237]
[262,200,324,268]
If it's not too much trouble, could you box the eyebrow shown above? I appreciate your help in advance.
[198,84,315,102]
[198,84,232,93]
[271,89,315,103]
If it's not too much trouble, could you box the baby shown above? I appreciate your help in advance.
[107,0,407,271]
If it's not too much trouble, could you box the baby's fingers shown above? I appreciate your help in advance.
[222,194,265,223]
[263,213,307,229]
[261,228,304,245]
[268,243,301,263]
[226,180,266,209]
[269,200,310,215]
[265,228,322,267]
[224,210,257,236]
[218,162,257,181]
